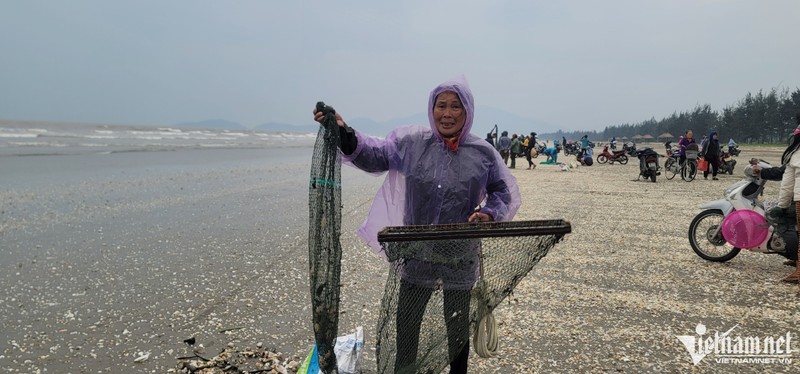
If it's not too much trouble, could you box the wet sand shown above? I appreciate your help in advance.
[0,147,385,373]
[2,144,798,373]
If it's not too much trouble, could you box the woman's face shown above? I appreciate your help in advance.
[433,91,466,138]
[713,133,718,139]
[687,131,693,139]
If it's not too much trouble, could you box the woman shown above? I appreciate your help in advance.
[776,113,800,284]
[313,75,521,373]
[701,131,721,180]
[678,130,696,165]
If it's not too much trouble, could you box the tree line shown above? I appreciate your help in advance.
[543,87,800,144]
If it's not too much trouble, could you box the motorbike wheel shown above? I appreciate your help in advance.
[682,162,697,182]
[650,172,656,183]
[665,158,677,180]
[597,155,608,164]
[688,209,741,262]
[619,155,629,165]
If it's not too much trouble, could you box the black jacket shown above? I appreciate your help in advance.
[702,140,720,159]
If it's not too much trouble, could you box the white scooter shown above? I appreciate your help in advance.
[688,161,797,262]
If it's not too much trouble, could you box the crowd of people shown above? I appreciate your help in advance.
[489,131,598,168]
[486,122,800,287]
[491,130,540,169]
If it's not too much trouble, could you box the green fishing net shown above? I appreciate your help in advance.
[375,220,571,374]
[308,102,343,373]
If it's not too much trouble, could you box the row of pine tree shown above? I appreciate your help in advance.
[546,87,800,144]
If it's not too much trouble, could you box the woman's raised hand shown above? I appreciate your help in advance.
[313,107,346,128]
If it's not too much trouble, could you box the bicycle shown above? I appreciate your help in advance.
[681,147,699,182]
[663,143,681,180]
[664,144,698,181]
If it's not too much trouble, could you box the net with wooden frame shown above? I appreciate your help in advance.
[375,219,571,374]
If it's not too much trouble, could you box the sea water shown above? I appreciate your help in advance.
[0,119,316,156]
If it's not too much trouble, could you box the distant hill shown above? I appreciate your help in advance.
[176,106,554,137]
[175,119,246,130]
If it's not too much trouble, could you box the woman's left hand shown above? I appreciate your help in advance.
[468,212,493,222]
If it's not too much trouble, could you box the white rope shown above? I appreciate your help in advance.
[471,275,498,358]
[472,250,498,358]
[473,307,498,358]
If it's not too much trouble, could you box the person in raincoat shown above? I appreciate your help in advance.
[313,75,521,373]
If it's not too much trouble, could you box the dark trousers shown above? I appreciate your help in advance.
[510,153,517,168]
[704,156,720,178]
[395,280,471,374]
[499,150,509,165]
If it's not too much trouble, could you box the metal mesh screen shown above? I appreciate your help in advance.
[308,102,342,373]
[375,220,571,374]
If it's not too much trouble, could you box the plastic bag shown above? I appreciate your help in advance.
[333,326,364,374]
[697,158,708,172]
[299,327,364,374]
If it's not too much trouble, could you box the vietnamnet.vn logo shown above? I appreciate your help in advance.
[676,323,794,365]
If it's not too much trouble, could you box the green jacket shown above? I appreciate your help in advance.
[510,137,521,153]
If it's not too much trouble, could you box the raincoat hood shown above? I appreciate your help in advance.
[427,75,474,149]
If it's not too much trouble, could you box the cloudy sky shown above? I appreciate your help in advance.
[1,0,799,133]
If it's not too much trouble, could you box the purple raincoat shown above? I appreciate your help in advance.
[342,75,521,288]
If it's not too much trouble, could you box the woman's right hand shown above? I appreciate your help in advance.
[313,107,346,128]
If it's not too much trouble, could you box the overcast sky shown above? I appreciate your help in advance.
[1,1,799,132]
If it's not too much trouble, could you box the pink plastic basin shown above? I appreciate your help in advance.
[721,209,769,249]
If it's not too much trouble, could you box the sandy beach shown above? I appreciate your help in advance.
[2,143,799,373]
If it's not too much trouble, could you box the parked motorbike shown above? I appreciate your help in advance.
[596,145,629,164]
[688,161,797,262]
[664,141,680,159]
[636,147,660,182]
[623,142,637,156]
[563,142,580,156]
[718,148,737,175]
